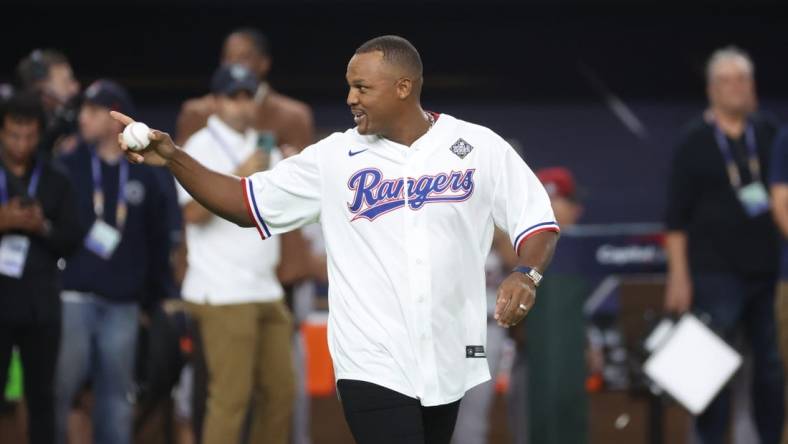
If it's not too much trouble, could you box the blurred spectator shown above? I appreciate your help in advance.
[16,49,81,155]
[664,46,784,444]
[770,127,788,444]
[177,64,295,444]
[453,167,585,444]
[451,229,522,444]
[524,167,587,444]
[173,28,316,296]
[291,222,328,444]
[174,28,313,150]
[174,29,316,443]
[0,91,82,444]
[536,168,583,228]
[54,79,174,444]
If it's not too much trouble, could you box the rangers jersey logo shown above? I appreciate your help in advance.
[347,168,476,221]
[450,138,474,159]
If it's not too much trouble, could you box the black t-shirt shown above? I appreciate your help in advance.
[665,113,779,276]
[0,156,84,324]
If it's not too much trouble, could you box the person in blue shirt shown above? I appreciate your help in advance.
[53,79,174,444]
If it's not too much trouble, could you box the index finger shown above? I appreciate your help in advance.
[501,285,532,327]
[499,294,520,327]
[494,287,508,320]
[109,111,135,126]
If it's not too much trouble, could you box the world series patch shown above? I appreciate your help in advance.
[450,138,474,159]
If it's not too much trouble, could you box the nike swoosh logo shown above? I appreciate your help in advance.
[348,148,369,157]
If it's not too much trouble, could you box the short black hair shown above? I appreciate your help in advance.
[1,91,45,131]
[355,35,423,78]
[16,49,70,90]
[228,28,271,57]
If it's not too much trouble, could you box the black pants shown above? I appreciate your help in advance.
[337,379,461,444]
[692,273,784,444]
[0,319,61,444]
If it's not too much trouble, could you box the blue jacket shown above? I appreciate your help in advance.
[59,143,175,306]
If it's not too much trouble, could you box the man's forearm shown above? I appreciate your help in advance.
[665,231,690,276]
[517,230,559,272]
[168,149,252,227]
[771,185,788,238]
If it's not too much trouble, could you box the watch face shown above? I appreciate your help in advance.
[513,266,542,286]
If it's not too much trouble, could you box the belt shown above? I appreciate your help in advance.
[61,290,101,303]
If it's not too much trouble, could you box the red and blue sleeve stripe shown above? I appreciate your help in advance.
[513,221,560,255]
[241,177,272,240]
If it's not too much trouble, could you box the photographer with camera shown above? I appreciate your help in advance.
[16,49,82,155]
[0,91,83,444]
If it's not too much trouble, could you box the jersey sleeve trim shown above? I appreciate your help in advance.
[514,221,560,255]
[241,177,272,240]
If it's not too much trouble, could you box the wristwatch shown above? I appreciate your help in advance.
[512,266,542,287]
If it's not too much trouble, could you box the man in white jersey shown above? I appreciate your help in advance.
[111,35,559,444]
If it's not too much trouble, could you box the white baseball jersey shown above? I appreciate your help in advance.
[242,113,559,406]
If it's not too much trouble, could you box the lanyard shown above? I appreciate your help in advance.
[91,151,129,230]
[208,126,242,167]
[0,160,42,204]
[712,122,761,189]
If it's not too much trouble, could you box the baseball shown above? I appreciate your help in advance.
[122,122,151,152]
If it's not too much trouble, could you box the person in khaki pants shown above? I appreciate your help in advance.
[187,301,294,444]
[177,64,299,444]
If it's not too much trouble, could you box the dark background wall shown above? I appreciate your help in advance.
[2,1,787,223]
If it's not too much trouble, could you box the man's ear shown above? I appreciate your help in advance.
[396,78,413,100]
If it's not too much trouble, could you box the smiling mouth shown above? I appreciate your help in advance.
[352,110,367,125]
